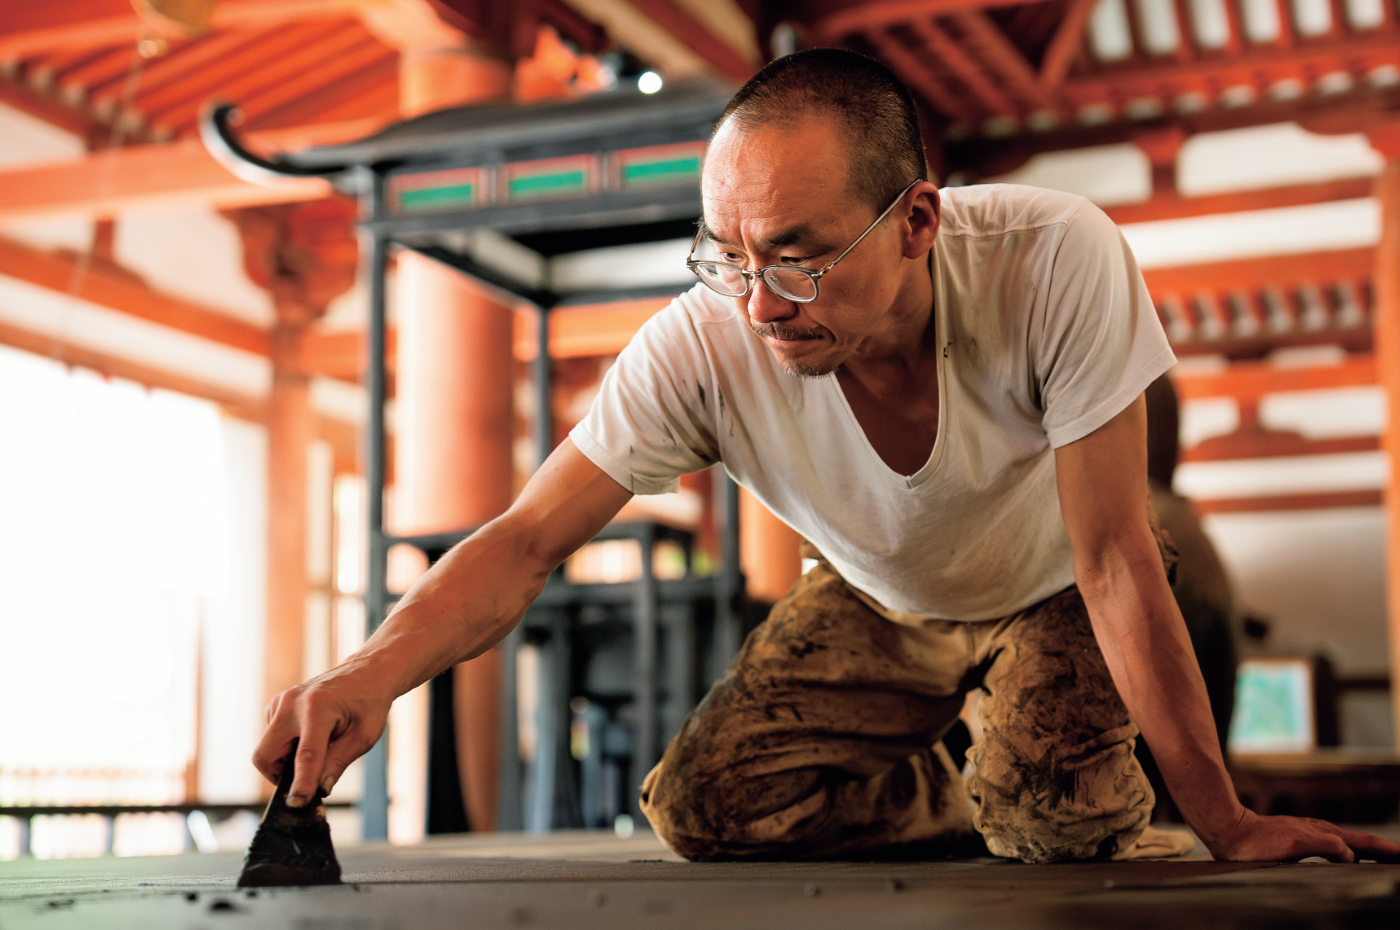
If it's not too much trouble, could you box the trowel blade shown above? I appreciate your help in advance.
[236,739,342,887]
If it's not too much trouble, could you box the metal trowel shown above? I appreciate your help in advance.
[237,740,342,887]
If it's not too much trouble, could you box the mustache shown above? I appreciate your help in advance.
[750,322,824,341]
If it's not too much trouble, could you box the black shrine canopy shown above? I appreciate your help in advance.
[204,78,732,306]
[202,80,744,842]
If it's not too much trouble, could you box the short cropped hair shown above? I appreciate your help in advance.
[717,48,931,211]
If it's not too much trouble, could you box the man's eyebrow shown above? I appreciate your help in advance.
[696,219,819,250]
[696,219,733,247]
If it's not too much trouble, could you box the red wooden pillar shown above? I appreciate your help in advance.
[739,489,803,604]
[1370,123,1400,751]
[226,200,359,781]
[391,39,514,836]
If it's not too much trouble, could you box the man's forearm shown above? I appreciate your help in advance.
[343,516,555,703]
[1076,545,1245,848]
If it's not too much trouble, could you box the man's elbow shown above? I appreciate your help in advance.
[1070,525,1167,606]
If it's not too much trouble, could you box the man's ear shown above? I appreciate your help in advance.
[903,182,941,258]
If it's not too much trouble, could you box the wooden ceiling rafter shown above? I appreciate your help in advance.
[0,137,332,221]
[1181,432,1380,464]
[624,0,757,82]
[804,0,1400,167]
[1172,352,1377,401]
[0,233,270,356]
[1143,247,1375,299]
[0,0,351,60]
[909,17,1016,119]
[1193,489,1382,514]
[56,44,138,96]
[1145,247,1375,359]
[0,312,360,464]
[814,0,1028,38]
[0,72,107,139]
[136,20,352,124]
[24,46,112,85]
[951,8,1053,110]
[242,57,399,140]
[229,39,396,136]
[149,22,381,136]
[1041,0,1099,86]
[1101,175,1375,224]
[88,30,260,108]
[0,313,267,422]
[864,26,982,126]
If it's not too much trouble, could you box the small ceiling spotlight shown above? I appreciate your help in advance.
[638,71,663,94]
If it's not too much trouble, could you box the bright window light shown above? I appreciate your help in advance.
[638,71,663,94]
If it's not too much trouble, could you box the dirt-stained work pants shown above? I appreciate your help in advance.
[640,541,1172,864]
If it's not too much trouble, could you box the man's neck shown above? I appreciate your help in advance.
[838,253,937,398]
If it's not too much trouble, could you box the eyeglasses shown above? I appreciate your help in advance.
[686,179,923,304]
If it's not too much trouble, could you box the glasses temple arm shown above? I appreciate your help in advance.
[814,179,924,278]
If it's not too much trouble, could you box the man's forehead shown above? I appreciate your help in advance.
[697,214,818,248]
[699,145,857,245]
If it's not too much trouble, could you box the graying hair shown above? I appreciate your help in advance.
[717,48,931,211]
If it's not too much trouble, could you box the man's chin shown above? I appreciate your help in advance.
[777,355,838,379]
[758,332,838,378]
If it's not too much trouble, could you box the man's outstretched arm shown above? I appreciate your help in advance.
[253,438,634,806]
[1055,395,1400,862]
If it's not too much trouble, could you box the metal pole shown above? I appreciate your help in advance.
[631,523,658,818]
[360,178,390,841]
[534,303,554,469]
[713,469,743,677]
[496,626,523,831]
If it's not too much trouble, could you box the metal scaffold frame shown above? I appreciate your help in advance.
[203,81,746,839]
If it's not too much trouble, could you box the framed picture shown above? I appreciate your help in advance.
[1228,657,1316,755]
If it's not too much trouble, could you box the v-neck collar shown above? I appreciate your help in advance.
[825,248,948,489]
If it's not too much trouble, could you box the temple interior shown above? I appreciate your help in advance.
[1,1,1399,927]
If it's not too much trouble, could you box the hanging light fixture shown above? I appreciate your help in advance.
[130,0,219,38]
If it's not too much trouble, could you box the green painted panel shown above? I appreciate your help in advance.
[398,183,475,211]
[510,170,587,199]
[621,156,701,186]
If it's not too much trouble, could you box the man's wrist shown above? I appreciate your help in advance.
[1192,804,1252,853]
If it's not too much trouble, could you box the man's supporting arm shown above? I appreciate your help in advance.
[1055,395,1400,862]
[253,438,634,806]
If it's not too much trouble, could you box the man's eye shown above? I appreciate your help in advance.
[720,253,743,263]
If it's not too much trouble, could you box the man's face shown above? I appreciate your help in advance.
[700,115,918,377]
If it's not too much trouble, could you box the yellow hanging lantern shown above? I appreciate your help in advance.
[130,0,219,38]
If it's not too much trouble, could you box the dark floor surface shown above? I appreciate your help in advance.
[2,827,1399,930]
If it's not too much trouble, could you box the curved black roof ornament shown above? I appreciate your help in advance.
[198,102,349,186]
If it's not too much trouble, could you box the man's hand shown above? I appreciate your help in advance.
[251,439,633,806]
[253,660,395,807]
[1210,809,1400,863]
[1055,396,1400,863]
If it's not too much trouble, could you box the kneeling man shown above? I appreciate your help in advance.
[256,49,1400,865]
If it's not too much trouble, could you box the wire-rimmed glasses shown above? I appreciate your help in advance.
[686,179,923,303]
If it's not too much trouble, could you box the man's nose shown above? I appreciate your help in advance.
[745,276,797,325]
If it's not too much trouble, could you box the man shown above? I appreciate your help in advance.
[256,50,1400,864]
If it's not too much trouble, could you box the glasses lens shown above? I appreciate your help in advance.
[762,268,819,303]
[692,262,748,297]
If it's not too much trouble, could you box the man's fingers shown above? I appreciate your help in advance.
[251,725,297,785]
[286,716,335,807]
[318,725,384,798]
[1330,826,1400,857]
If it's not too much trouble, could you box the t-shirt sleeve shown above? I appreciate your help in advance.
[569,295,720,495]
[1035,200,1176,448]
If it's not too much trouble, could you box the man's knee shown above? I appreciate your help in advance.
[966,733,1154,863]
[639,754,821,862]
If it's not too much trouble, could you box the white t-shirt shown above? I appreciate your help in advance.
[571,184,1176,621]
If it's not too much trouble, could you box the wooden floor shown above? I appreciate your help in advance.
[2,826,1399,929]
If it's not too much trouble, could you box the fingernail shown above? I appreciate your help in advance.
[286,793,308,808]
[319,775,337,796]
